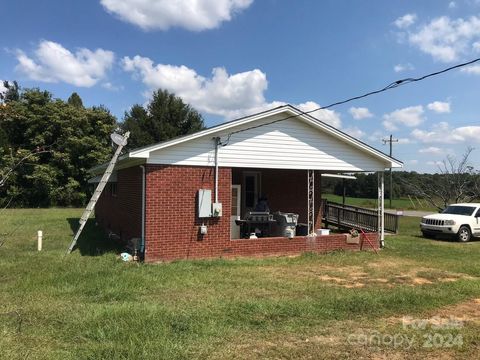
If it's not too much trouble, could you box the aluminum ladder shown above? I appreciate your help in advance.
[66,131,130,254]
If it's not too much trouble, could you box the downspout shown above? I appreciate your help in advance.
[214,137,220,203]
[140,165,146,254]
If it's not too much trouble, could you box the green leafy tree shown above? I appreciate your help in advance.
[0,87,116,207]
[121,89,205,150]
[67,92,84,108]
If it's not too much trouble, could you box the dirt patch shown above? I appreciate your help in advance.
[387,297,480,328]
[259,260,475,289]
[434,298,480,325]
[411,277,434,285]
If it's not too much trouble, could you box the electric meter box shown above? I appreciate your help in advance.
[212,202,223,217]
[198,189,212,218]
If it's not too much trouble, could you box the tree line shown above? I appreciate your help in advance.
[324,157,480,211]
[0,83,204,207]
[1,82,478,209]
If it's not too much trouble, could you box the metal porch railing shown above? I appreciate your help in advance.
[321,200,399,233]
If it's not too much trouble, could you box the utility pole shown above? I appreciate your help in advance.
[382,134,398,209]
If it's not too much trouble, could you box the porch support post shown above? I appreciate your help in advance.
[377,171,385,248]
[307,169,315,235]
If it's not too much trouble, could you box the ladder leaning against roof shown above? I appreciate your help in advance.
[66,131,130,254]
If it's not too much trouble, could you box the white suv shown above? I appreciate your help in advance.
[420,203,480,242]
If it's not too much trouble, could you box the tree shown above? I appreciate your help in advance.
[0,87,116,207]
[67,92,84,108]
[0,81,20,102]
[403,147,480,211]
[121,89,205,150]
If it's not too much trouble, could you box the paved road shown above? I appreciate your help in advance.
[385,210,432,217]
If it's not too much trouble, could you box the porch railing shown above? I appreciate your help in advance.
[321,200,399,233]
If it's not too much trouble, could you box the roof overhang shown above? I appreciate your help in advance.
[88,171,118,183]
[89,157,146,176]
[89,105,403,174]
[126,105,402,169]
[321,174,357,180]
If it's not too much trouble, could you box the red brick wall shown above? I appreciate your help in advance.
[260,169,323,229]
[220,233,378,259]
[144,165,378,262]
[144,165,232,262]
[95,166,143,242]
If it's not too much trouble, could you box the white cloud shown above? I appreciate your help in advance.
[412,121,480,143]
[296,101,342,128]
[343,126,365,139]
[15,40,114,87]
[100,0,253,31]
[394,63,414,72]
[394,13,417,29]
[419,146,444,155]
[408,159,419,165]
[102,82,124,91]
[123,55,267,117]
[122,55,342,124]
[449,1,456,9]
[382,105,424,131]
[367,130,384,142]
[367,131,412,145]
[407,15,480,62]
[427,160,444,167]
[427,101,451,113]
[0,81,7,97]
[349,107,373,120]
[461,64,480,74]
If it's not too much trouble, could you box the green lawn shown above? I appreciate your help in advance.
[323,193,436,211]
[1,209,479,359]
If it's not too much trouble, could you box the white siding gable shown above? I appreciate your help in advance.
[147,114,389,171]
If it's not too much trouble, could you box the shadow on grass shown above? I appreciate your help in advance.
[413,233,480,243]
[67,218,124,256]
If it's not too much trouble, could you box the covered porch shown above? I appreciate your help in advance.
[228,167,390,247]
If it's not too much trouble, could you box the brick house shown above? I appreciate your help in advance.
[91,105,402,262]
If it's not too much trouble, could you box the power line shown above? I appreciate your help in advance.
[221,57,480,146]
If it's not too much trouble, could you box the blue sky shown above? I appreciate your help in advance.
[1,0,480,173]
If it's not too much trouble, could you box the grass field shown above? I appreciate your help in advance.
[1,208,479,359]
[322,193,436,211]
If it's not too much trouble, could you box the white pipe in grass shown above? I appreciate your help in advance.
[37,230,43,251]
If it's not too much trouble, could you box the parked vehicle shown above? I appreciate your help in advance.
[420,203,480,242]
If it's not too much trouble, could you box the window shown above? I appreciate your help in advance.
[442,205,476,216]
[475,208,480,217]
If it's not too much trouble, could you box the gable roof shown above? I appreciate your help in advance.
[91,104,402,174]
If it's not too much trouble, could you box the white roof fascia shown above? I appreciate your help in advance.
[321,174,357,180]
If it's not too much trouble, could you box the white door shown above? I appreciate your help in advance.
[231,185,241,239]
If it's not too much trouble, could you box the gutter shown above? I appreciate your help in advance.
[140,165,146,255]
[214,137,220,203]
